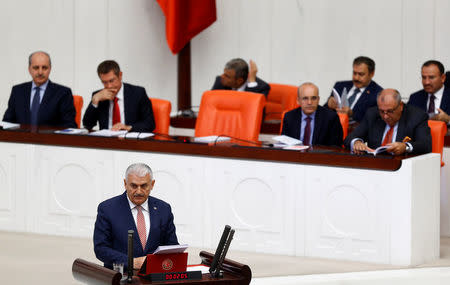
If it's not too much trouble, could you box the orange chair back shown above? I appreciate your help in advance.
[428,120,447,167]
[150,98,172,135]
[265,83,298,121]
[73,95,83,128]
[337,113,349,139]
[195,90,266,142]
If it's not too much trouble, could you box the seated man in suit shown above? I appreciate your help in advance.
[408,60,450,124]
[325,56,383,122]
[212,58,270,97]
[282,82,343,146]
[82,60,155,132]
[3,51,77,128]
[94,163,178,270]
[344,89,431,155]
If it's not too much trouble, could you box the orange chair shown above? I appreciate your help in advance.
[337,113,349,139]
[195,90,266,142]
[428,120,447,167]
[73,95,83,128]
[264,83,298,121]
[150,98,172,135]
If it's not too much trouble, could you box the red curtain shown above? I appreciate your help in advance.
[157,0,217,54]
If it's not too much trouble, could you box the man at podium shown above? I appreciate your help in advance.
[93,163,178,270]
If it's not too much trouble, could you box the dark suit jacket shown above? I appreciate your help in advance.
[281,105,343,146]
[211,75,271,97]
[82,83,155,132]
[325,80,383,122]
[407,86,450,115]
[93,192,178,269]
[2,81,77,128]
[344,104,431,154]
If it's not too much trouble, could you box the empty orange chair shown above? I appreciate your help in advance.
[73,95,83,128]
[337,113,349,139]
[150,98,172,135]
[195,90,266,142]
[428,120,447,167]
[264,83,298,121]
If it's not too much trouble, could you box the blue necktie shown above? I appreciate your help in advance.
[31,87,41,125]
[347,88,360,107]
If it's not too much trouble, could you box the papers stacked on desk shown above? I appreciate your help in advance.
[118,132,154,139]
[193,135,230,143]
[0,121,20,130]
[271,135,309,150]
[272,135,302,146]
[88,129,128,137]
[54,128,89,135]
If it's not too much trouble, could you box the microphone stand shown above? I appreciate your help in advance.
[127,230,134,283]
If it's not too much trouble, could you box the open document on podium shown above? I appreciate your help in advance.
[153,244,188,254]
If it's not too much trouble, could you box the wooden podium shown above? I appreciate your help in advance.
[72,251,251,285]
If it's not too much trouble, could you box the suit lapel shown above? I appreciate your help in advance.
[120,193,143,253]
[395,107,408,142]
[293,108,303,140]
[440,87,450,112]
[312,108,322,144]
[123,84,131,125]
[147,197,159,252]
[99,101,110,129]
[353,82,373,115]
[418,90,429,110]
[23,82,33,123]
[38,81,54,123]
[372,116,387,146]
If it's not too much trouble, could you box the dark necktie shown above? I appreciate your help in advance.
[347,88,361,107]
[31,87,41,125]
[303,116,312,146]
[428,93,436,113]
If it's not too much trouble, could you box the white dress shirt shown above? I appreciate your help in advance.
[108,83,125,128]
[428,85,444,114]
[30,80,49,108]
[347,85,367,109]
[127,195,150,234]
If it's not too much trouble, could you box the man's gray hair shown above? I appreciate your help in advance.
[28,51,52,67]
[377,89,402,104]
[125,163,153,181]
[297,82,319,100]
[224,58,249,80]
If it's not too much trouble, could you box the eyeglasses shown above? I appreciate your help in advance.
[378,103,401,115]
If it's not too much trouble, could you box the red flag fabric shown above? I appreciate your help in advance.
[157,0,217,54]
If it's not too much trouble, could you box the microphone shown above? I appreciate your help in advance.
[127,230,134,283]
[209,225,231,276]
[213,134,274,148]
[216,229,235,274]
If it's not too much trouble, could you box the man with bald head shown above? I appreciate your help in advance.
[344,89,431,155]
[282,82,343,146]
[94,163,178,271]
[3,51,76,128]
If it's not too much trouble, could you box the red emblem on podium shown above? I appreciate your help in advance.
[162,258,174,271]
